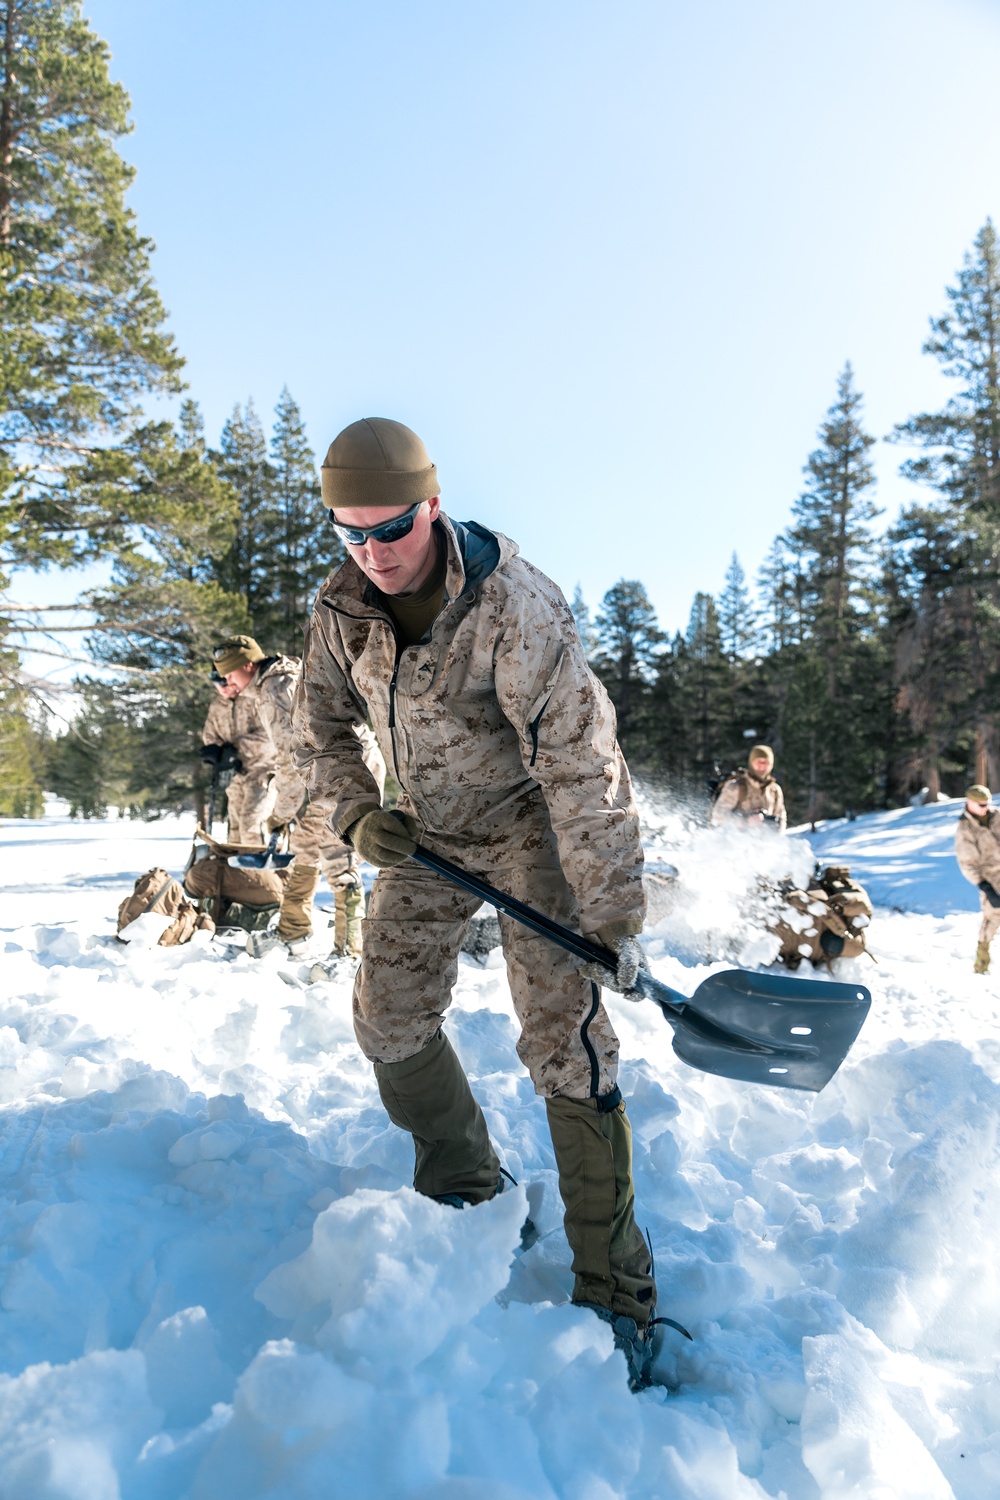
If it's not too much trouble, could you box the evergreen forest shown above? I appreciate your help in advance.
[1,2,999,827]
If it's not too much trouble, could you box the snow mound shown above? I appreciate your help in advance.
[1,804,999,1495]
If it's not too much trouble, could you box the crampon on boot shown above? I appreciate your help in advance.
[580,1304,692,1392]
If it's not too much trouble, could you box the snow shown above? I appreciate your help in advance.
[0,796,997,1497]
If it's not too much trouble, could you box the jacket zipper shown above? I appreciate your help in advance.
[527,699,548,768]
[386,641,403,788]
[323,598,405,790]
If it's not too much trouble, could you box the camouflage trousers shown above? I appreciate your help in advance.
[225,772,276,847]
[353,823,620,1099]
[979,892,1000,947]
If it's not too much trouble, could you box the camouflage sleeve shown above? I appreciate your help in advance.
[773,783,787,832]
[201,698,228,746]
[355,722,387,801]
[256,670,299,762]
[711,776,742,824]
[292,617,384,836]
[955,824,985,886]
[492,569,645,937]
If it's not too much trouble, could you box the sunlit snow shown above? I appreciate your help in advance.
[0,794,995,1498]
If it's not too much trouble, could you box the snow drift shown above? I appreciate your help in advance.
[0,795,996,1498]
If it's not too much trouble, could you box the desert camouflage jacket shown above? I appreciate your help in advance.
[711,768,787,832]
[292,513,645,936]
[201,691,276,778]
[955,808,1000,891]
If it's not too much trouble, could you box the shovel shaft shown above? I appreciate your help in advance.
[410,844,630,967]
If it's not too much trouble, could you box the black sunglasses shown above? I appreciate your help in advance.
[328,501,422,547]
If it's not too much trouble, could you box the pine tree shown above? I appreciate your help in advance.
[0,0,183,577]
[77,413,248,815]
[789,363,879,699]
[570,583,597,658]
[679,592,729,781]
[757,367,883,820]
[592,578,662,748]
[259,387,343,655]
[892,221,1000,789]
[212,401,274,631]
[717,552,756,662]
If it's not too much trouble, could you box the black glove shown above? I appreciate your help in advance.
[200,743,222,766]
[979,881,1000,909]
[217,743,242,772]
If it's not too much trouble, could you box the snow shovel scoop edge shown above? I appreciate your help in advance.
[408,844,871,1093]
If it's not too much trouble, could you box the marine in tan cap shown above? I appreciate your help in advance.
[293,416,664,1389]
[210,635,386,961]
[955,784,1000,972]
[710,744,787,831]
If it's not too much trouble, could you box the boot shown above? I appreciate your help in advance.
[975,940,991,974]
[334,875,366,958]
[546,1090,656,1327]
[276,863,321,943]
[374,1030,500,1204]
[246,929,310,960]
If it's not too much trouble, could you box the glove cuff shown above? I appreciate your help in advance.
[341,803,382,844]
[590,917,644,945]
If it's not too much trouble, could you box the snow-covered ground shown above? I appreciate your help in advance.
[0,794,997,1499]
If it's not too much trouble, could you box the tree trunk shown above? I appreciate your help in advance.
[0,2,19,247]
[924,757,941,802]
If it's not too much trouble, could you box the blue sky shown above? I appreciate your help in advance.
[54,0,1000,635]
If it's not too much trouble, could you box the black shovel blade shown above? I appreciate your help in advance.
[669,968,872,1092]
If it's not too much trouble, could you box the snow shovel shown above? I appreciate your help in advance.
[235,829,294,871]
[409,845,871,1093]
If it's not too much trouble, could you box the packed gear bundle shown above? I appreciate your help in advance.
[183,830,287,932]
[116,869,215,946]
[770,863,874,969]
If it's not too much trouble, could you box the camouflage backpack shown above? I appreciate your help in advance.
[117,868,216,947]
[772,863,873,969]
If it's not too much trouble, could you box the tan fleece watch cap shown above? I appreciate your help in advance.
[321,417,438,509]
[212,635,264,674]
[749,744,775,768]
[967,784,991,803]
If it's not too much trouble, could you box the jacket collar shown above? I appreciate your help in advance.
[963,806,993,828]
[320,510,513,616]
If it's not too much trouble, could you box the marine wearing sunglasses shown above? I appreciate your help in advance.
[328,501,422,547]
[329,494,443,598]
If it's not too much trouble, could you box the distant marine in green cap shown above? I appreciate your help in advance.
[211,635,265,676]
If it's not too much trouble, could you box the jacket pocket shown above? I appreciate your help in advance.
[523,649,566,769]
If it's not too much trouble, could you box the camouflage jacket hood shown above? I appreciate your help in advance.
[955,807,1000,889]
[201,689,277,778]
[292,512,644,935]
